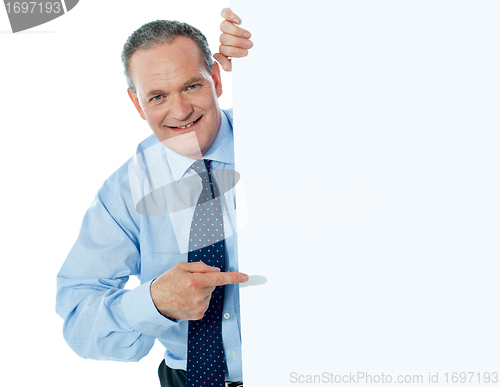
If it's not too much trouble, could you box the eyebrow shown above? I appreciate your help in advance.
[145,77,206,98]
[183,76,205,88]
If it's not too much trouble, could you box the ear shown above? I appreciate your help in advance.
[127,88,146,120]
[211,61,223,98]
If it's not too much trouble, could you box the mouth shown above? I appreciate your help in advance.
[166,116,202,130]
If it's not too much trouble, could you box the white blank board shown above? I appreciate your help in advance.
[233,1,500,385]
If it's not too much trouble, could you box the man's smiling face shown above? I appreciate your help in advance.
[128,36,223,159]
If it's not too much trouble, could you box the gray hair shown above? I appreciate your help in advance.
[121,20,214,92]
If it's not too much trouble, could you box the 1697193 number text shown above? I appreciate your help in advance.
[444,372,499,384]
[5,2,62,14]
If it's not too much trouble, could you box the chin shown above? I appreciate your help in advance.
[161,131,204,159]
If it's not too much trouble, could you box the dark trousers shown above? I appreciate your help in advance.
[158,359,243,387]
[158,359,186,387]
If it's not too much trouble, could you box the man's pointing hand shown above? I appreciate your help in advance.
[150,261,248,321]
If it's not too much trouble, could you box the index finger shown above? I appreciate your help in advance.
[197,271,249,288]
[221,7,241,25]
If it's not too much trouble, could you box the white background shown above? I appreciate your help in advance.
[0,1,232,386]
[2,1,500,387]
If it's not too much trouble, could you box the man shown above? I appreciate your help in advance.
[56,8,252,387]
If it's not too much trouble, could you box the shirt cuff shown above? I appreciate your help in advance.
[121,279,178,337]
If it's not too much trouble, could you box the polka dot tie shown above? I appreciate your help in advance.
[187,159,226,387]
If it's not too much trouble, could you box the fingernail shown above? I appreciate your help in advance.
[241,274,249,282]
[233,17,241,24]
[243,31,251,39]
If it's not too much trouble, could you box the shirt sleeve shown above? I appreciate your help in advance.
[56,190,177,362]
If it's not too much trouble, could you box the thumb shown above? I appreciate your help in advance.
[185,261,221,274]
[214,53,232,72]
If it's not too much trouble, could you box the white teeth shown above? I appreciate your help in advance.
[173,117,200,129]
[177,121,195,129]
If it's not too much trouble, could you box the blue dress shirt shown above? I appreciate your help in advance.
[56,109,242,381]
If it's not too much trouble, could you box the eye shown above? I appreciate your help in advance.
[152,95,162,101]
[187,84,201,91]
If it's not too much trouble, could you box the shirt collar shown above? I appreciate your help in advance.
[164,109,234,182]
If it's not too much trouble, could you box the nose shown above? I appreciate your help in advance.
[169,95,194,123]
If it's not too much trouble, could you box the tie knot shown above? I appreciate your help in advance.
[190,159,211,176]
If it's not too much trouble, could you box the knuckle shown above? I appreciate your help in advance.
[194,303,208,320]
[220,20,231,32]
[190,261,203,268]
[224,21,239,35]
[184,276,198,290]
[215,273,225,287]
[174,262,186,270]
[194,311,205,320]
[193,293,205,306]
[219,46,232,57]
[226,273,237,285]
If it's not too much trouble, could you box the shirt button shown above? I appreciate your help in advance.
[224,312,230,319]
[231,351,237,359]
